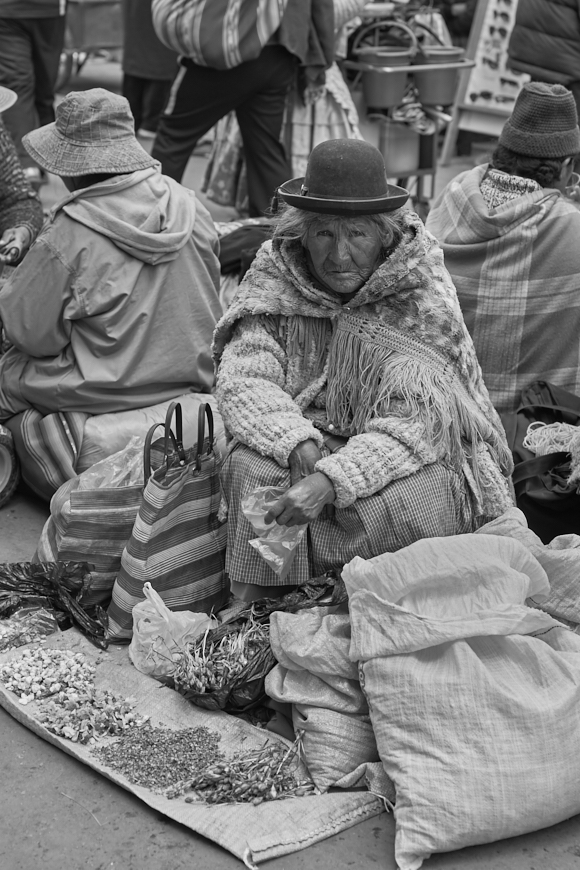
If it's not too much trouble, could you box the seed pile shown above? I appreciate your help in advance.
[173,619,270,695]
[92,724,224,790]
[165,738,316,805]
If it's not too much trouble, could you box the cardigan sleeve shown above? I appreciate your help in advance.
[216,315,324,465]
[0,119,44,240]
[315,416,439,508]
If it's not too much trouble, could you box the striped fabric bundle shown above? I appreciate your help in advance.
[107,404,228,640]
[152,0,288,69]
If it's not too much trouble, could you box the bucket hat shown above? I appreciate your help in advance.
[499,82,580,158]
[22,88,157,177]
[0,86,17,114]
[278,139,409,215]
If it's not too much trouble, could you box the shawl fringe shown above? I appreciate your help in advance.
[325,316,511,491]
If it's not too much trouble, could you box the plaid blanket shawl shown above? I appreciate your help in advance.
[426,164,580,414]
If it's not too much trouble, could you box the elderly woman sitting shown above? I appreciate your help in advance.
[213,139,513,601]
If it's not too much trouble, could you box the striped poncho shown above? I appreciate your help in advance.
[426,164,580,414]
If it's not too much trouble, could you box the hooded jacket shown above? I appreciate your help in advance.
[0,167,222,419]
[507,0,580,84]
[425,163,580,413]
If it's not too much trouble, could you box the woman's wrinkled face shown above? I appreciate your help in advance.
[305,217,383,296]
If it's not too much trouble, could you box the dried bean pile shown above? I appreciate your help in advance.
[165,738,316,805]
[92,724,224,790]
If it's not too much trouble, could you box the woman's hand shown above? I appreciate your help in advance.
[288,439,323,485]
[265,472,335,526]
[0,226,32,265]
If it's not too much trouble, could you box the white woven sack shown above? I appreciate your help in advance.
[344,533,580,870]
[266,609,377,790]
[293,705,380,791]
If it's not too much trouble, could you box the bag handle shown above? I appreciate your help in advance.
[164,401,186,464]
[512,451,570,496]
[143,421,165,482]
[195,403,214,471]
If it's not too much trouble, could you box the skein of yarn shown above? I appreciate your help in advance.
[522,421,580,488]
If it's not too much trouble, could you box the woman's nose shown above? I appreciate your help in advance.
[331,237,351,263]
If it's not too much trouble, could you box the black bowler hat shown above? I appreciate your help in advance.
[277,138,409,215]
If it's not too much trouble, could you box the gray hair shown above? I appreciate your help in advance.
[272,204,404,254]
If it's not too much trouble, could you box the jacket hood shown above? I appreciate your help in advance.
[427,164,562,246]
[54,166,196,264]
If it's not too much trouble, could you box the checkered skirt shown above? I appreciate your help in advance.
[221,444,478,596]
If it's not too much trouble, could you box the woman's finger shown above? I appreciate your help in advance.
[264,497,286,524]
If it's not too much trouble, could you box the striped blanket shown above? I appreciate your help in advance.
[6,409,87,501]
[426,164,580,414]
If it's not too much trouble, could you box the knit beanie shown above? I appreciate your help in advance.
[499,82,580,158]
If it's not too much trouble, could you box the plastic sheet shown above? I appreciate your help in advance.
[77,435,144,491]
[241,486,307,580]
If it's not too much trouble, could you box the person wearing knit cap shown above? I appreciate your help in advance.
[426,82,580,415]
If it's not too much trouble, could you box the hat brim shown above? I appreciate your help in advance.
[0,86,17,114]
[278,177,409,215]
[22,122,157,177]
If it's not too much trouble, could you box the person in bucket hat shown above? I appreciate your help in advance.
[426,81,580,415]
[212,138,512,602]
[0,85,43,268]
[0,88,222,500]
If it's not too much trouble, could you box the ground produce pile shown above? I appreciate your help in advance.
[165,738,317,805]
[93,724,224,790]
[167,571,348,714]
[0,647,148,742]
[172,614,275,712]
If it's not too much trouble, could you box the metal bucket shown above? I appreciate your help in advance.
[357,47,413,109]
[412,46,464,106]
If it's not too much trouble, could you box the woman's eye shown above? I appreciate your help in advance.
[317,230,333,237]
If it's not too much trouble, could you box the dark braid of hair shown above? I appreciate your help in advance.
[491,144,570,188]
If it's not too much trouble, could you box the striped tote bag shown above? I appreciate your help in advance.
[152,0,288,69]
[107,402,228,640]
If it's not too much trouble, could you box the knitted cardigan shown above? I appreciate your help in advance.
[213,212,513,516]
[0,118,43,240]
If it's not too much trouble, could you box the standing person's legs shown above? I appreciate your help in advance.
[152,62,236,182]
[122,73,146,131]
[29,16,66,129]
[235,47,296,216]
[152,47,296,186]
[0,18,36,167]
[140,79,173,134]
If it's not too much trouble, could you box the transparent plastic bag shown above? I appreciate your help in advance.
[241,486,307,581]
[77,435,145,491]
[129,582,218,679]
